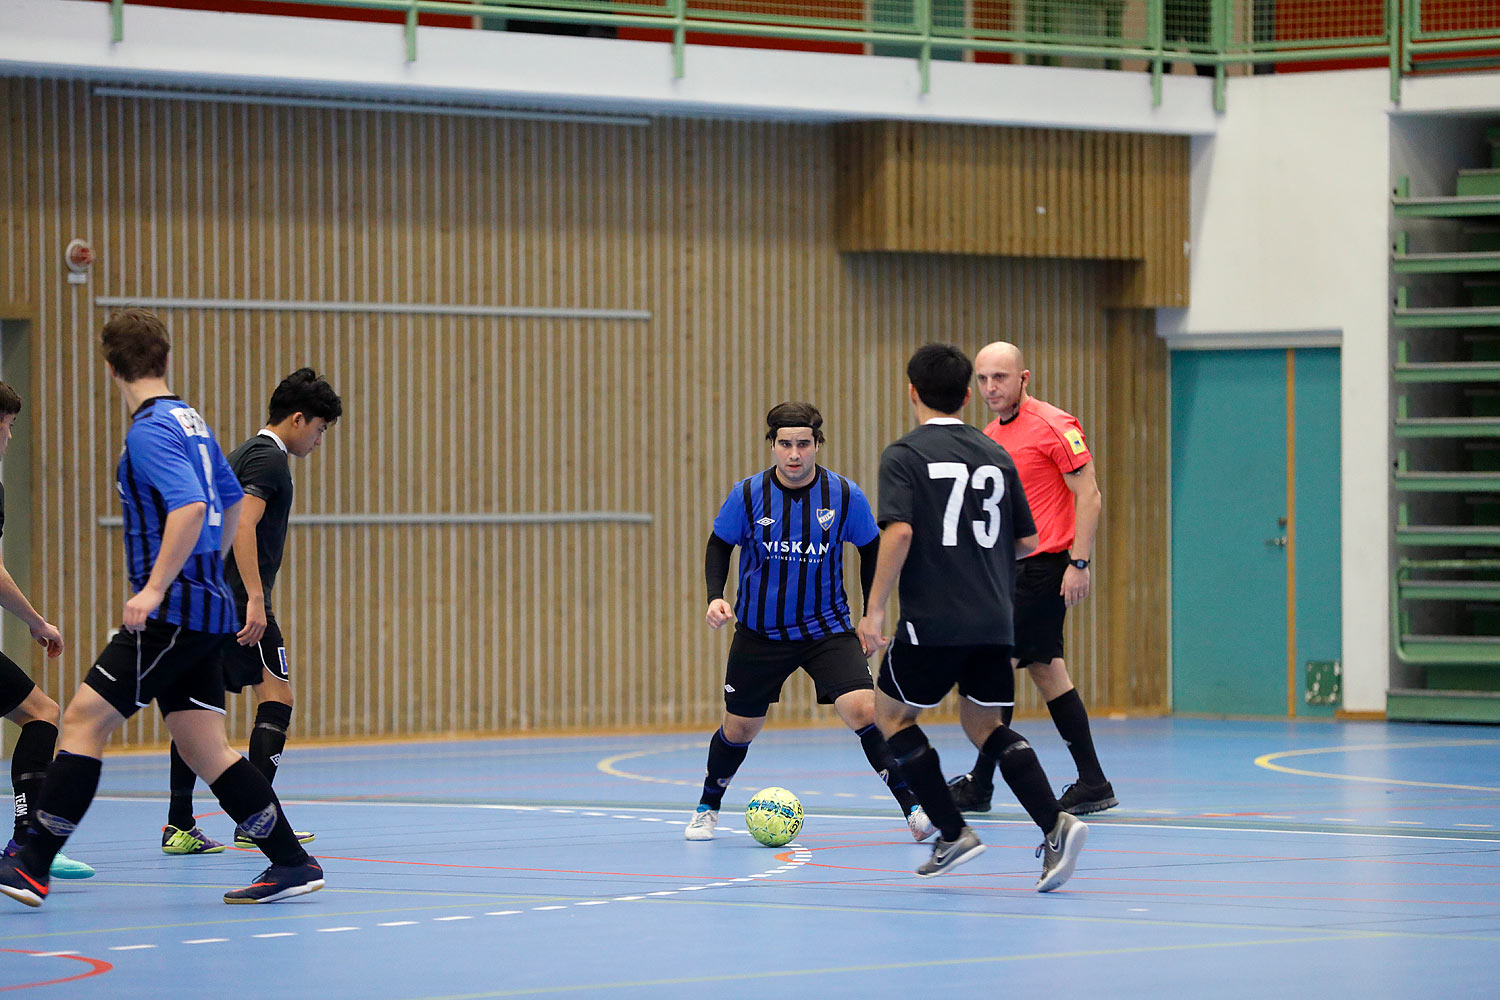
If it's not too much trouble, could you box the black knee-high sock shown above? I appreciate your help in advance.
[885,725,964,842]
[207,758,307,867]
[11,721,57,846]
[981,726,1061,833]
[167,741,198,831]
[856,724,919,812]
[966,704,1013,786]
[1048,688,1107,784]
[18,751,101,874]
[699,728,751,809]
[248,701,293,785]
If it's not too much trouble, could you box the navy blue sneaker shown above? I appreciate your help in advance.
[223,857,324,904]
[0,854,49,908]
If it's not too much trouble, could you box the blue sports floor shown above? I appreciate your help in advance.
[2,717,1497,998]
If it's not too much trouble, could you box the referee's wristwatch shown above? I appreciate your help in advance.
[1069,557,1090,570]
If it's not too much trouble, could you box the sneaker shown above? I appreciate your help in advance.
[163,825,227,855]
[234,828,316,848]
[915,825,985,878]
[906,805,937,843]
[0,855,49,908]
[684,805,718,841]
[49,853,96,879]
[946,772,993,812]
[1035,811,1089,892]
[1057,779,1118,815]
[223,857,324,904]
[6,839,95,879]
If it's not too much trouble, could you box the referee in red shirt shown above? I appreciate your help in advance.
[946,341,1117,815]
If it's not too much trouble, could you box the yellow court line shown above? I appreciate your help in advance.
[1254,740,1500,792]
[596,744,701,786]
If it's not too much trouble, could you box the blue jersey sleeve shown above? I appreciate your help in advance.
[127,420,208,512]
[711,484,749,546]
[843,480,879,547]
[213,440,245,510]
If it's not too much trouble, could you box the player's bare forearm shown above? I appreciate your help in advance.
[230,497,265,594]
[1066,461,1102,562]
[0,563,45,631]
[1015,532,1040,559]
[866,523,911,617]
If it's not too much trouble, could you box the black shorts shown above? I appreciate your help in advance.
[222,610,288,694]
[1013,550,1070,667]
[84,618,231,719]
[0,650,36,717]
[877,641,1015,709]
[723,626,873,718]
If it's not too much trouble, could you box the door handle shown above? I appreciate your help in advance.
[1265,536,1288,548]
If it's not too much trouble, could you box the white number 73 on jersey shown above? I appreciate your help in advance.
[927,462,1005,548]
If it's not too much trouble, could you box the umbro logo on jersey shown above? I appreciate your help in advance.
[724,684,736,693]
[756,517,776,526]
[816,508,835,530]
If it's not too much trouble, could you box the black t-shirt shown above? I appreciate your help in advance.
[223,432,294,611]
[876,420,1036,646]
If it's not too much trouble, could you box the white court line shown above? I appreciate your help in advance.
[88,796,1500,844]
[183,938,228,944]
[31,951,80,957]
[255,932,298,938]
[318,927,360,933]
[109,945,156,951]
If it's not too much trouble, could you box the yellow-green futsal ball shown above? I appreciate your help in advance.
[745,787,804,847]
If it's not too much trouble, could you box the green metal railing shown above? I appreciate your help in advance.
[103,0,1500,110]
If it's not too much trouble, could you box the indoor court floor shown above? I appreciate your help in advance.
[2,716,1497,998]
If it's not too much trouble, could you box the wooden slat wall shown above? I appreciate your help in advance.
[834,121,1191,307]
[0,79,1168,745]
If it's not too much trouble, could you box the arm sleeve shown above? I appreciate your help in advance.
[843,482,880,547]
[875,446,915,528]
[234,445,282,502]
[1009,467,1038,540]
[1050,414,1093,474]
[705,532,734,603]
[214,444,245,509]
[857,538,879,610]
[711,486,749,546]
[128,422,208,512]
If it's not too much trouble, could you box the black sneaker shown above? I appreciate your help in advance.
[915,826,985,878]
[1035,812,1088,892]
[0,854,49,908]
[223,858,324,904]
[1057,779,1118,815]
[945,772,993,812]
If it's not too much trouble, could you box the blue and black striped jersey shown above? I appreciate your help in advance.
[116,396,245,634]
[711,467,878,640]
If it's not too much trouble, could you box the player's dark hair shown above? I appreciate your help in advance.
[268,368,343,425]
[764,401,825,445]
[906,343,972,414]
[0,382,21,417]
[100,309,170,381]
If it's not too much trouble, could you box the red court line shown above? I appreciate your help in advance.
[0,951,112,992]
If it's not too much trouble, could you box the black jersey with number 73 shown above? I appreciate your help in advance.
[875,420,1036,647]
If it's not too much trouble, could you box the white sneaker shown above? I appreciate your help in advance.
[906,805,937,842]
[1035,811,1088,892]
[684,806,719,841]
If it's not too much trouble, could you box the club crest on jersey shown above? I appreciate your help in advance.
[756,517,776,527]
[816,508,835,530]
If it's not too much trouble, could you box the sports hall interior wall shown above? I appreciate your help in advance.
[0,77,1170,746]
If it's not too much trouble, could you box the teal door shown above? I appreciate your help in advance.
[1171,348,1342,717]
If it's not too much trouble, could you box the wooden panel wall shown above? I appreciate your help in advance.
[0,78,1169,745]
[834,121,1190,308]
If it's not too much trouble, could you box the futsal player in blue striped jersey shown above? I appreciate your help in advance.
[685,402,936,843]
[0,310,323,908]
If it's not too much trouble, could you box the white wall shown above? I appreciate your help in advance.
[3,0,1219,134]
[1159,68,1500,713]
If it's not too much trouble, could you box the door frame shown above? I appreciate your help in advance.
[1167,331,1343,717]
